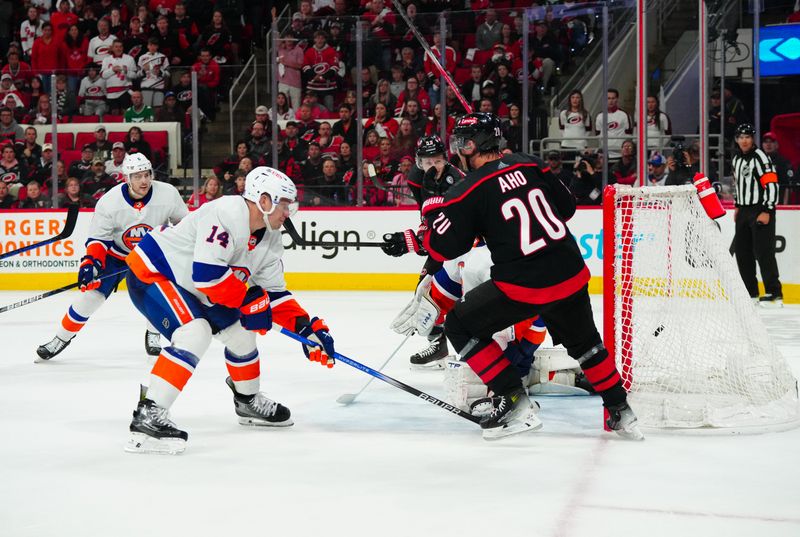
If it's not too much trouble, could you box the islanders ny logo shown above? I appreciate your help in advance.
[122,224,153,251]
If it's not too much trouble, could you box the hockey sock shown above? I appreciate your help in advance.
[55,290,106,341]
[224,348,260,396]
[148,346,200,409]
[577,344,626,407]
[465,340,522,396]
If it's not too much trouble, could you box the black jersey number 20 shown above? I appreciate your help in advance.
[501,188,567,255]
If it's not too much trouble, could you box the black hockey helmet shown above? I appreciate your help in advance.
[415,135,445,158]
[735,123,756,138]
[450,112,504,155]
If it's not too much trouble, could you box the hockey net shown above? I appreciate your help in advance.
[603,185,800,432]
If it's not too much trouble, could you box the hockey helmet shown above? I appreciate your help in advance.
[735,123,756,138]
[449,112,504,155]
[416,135,445,158]
[243,166,298,216]
[122,153,153,193]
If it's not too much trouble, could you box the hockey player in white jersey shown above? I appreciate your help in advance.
[36,154,187,362]
[124,167,337,455]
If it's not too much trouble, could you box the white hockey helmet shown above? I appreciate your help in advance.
[243,166,298,216]
[122,153,153,183]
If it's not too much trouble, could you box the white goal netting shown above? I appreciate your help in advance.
[608,185,799,432]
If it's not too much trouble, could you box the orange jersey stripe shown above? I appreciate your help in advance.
[272,299,309,330]
[197,273,247,308]
[760,172,778,187]
[85,241,108,266]
[155,281,194,324]
[126,249,164,284]
[151,354,194,390]
[61,314,85,333]
[226,361,260,382]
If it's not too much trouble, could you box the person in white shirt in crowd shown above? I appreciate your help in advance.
[105,142,127,181]
[138,37,169,108]
[101,39,138,114]
[558,89,592,159]
[645,95,672,149]
[595,88,633,160]
[20,6,44,60]
[78,62,107,117]
[88,18,116,65]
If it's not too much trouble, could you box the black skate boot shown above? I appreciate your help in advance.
[480,387,542,440]
[35,336,72,362]
[125,398,188,455]
[226,377,293,427]
[144,330,162,356]
[410,331,449,369]
[606,402,645,441]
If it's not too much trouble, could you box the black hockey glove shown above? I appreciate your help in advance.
[382,229,424,257]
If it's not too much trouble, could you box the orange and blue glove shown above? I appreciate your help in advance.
[78,255,103,292]
[298,316,335,368]
[239,285,272,334]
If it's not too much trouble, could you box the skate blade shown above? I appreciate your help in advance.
[34,355,53,363]
[409,359,445,371]
[124,433,186,455]
[612,426,645,441]
[238,416,294,427]
[482,412,543,441]
[759,301,784,309]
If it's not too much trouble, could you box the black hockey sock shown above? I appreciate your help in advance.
[578,345,626,407]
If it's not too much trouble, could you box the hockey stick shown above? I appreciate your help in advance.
[391,0,473,113]
[0,268,128,314]
[336,332,412,405]
[279,326,481,424]
[283,218,386,248]
[0,205,79,260]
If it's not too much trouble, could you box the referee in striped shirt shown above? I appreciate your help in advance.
[732,123,783,307]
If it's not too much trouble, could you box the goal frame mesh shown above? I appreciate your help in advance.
[602,185,800,434]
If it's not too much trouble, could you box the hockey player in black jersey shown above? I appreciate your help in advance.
[381,135,465,369]
[417,112,643,440]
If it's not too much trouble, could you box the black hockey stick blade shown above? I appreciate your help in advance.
[283,218,385,248]
[280,327,481,424]
[0,268,128,315]
[0,205,80,260]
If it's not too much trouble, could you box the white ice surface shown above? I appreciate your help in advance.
[1,290,799,537]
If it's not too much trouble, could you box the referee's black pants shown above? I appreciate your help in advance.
[734,205,782,298]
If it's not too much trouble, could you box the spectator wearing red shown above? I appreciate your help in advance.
[302,31,340,112]
[187,175,223,207]
[499,23,522,58]
[610,140,637,185]
[423,32,457,82]
[193,48,220,89]
[395,77,430,117]
[51,0,79,43]
[2,51,34,93]
[364,102,399,140]
[149,0,179,15]
[362,0,396,70]
[62,25,88,93]
[315,121,344,157]
[31,23,64,93]
[362,129,380,162]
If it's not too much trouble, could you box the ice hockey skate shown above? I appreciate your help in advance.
[480,387,543,440]
[226,377,293,427]
[605,402,645,441]
[759,294,784,308]
[144,330,162,356]
[410,331,449,369]
[125,398,188,455]
[35,335,72,362]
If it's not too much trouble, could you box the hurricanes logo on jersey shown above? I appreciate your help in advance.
[122,224,153,250]
[568,115,583,125]
[608,121,620,130]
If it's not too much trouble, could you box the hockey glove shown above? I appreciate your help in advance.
[504,339,538,378]
[382,229,423,257]
[390,275,440,337]
[239,286,272,334]
[297,317,335,368]
[78,255,103,292]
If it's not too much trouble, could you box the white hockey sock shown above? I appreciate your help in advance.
[56,290,106,341]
